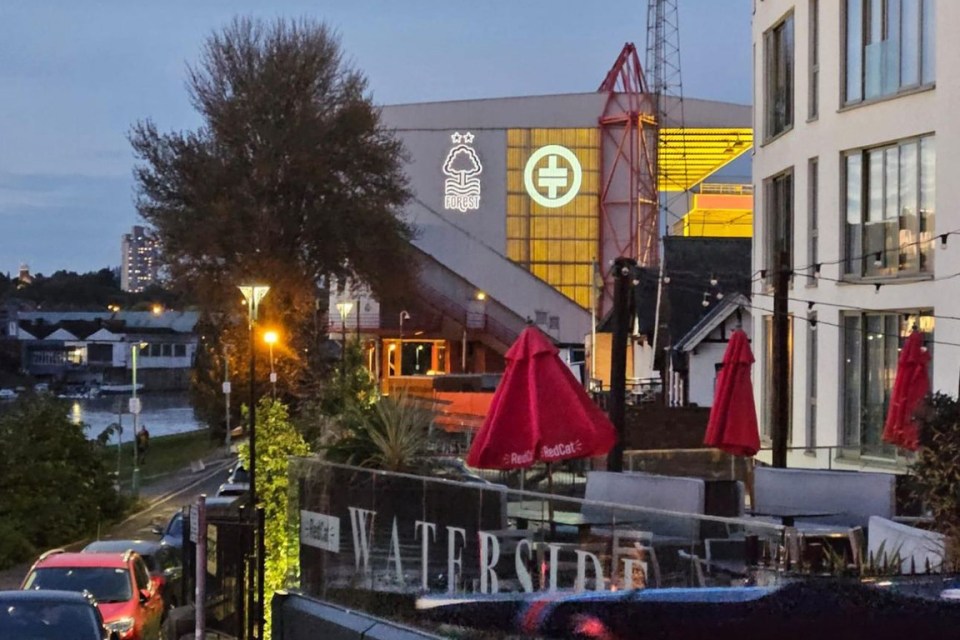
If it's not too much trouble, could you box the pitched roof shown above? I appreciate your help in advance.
[673,293,751,352]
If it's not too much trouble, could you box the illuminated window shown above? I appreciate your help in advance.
[842,312,932,458]
[843,136,935,277]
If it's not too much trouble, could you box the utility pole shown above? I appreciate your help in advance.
[607,257,636,472]
[771,249,790,468]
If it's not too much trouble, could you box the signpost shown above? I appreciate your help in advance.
[195,495,206,640]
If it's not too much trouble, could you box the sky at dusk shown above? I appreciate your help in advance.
[0,0,752,276]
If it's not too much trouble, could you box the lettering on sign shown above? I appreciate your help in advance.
[523,144,582,208]
[541,439,583,460]
[321,504,612,595]
[300,510,340,553]
[442,132,482,213]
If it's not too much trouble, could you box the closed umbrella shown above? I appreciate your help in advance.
[882,331,930,451]
[704,329,760,457]
[467,326,616,471]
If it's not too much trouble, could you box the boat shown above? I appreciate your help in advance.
[96,383,143,395]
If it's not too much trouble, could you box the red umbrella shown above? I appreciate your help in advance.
[882,331,930,451]
[467,326,617,470]
[703,329,760,457]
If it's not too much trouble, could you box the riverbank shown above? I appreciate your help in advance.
[109,429,223,487]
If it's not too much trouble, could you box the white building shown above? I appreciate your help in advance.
[753,0,947,469]
[121,225,160,292]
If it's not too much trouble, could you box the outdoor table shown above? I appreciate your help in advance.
[508,500,597,541]
[748,505,842,527]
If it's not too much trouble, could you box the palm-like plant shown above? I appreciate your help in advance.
[324,391,434,472]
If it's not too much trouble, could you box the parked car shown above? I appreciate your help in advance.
[0,589,117,639]
[225,461,249,485]
[22,549,164,640]
[83,539,182,614]
[153,511,184,550]
[216,481,250,498]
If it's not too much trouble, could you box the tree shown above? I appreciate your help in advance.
[909,392,960,571]
[236,398,309,638]
[130,16,416,337]
[0,395,127,568]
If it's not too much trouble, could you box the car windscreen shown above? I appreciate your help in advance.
[24,567,133,603]
[166,513,183,537]
[0,600,100,638]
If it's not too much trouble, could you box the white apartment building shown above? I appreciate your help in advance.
[121,225,160,292]
[752,0,952,469]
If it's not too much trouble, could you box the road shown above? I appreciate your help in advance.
[0,457,233,589]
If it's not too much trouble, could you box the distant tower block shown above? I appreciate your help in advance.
[17,263,32,286]
[121,225,160,293]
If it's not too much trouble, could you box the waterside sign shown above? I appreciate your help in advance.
[301,506,647,594]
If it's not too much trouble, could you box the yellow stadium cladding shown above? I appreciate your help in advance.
[658,127,753,192]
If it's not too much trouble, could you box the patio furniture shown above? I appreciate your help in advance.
[752,467,896,528]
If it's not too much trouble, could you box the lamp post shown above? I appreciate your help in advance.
[399,310,410,340]
[237,283,268,640]
[264,330,278,399]
[129,341,147,498]
[223,344,231,450]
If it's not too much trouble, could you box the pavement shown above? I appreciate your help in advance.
[0,446,236,589]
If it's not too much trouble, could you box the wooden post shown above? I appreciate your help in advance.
[771,249,790,468]
[607,258,636,472]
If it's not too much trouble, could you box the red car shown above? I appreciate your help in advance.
[21,549,164,640]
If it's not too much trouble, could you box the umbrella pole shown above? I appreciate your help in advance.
[547,462,555,523]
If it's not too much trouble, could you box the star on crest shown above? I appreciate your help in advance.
[451,132,463,144]
[462,132,475,144]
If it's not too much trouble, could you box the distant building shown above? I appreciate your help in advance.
[17,263,32,288]
[120,225,160,293]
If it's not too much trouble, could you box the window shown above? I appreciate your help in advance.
[88,343,113,363]
[842,312,932,457]
[844,136,935,277]
[764,12,795,137]
[765,170,794,282]
[806,313,817,450]
[174,344,186,357]
[809,0,819,119]
[845,0,935,104]
[807,158,819,285]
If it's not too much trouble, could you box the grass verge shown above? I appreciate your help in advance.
[108,429,220,486]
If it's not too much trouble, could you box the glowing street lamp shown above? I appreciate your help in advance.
[237,283,268,640]
[264,330,278,399]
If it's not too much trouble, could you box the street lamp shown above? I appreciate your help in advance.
[399,310,410,340]
[264,330,278,399]
[237,283,268,640]
[129,341,148,498]
[222,344,231,450]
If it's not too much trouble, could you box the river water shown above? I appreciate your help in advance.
[66,392,208,444]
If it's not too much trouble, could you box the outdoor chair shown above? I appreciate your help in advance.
[677,549,708,587]
[610,529,660,589]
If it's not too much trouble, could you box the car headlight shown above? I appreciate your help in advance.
[106,617,135,635]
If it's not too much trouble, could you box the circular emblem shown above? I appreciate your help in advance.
[523,145,583,208]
